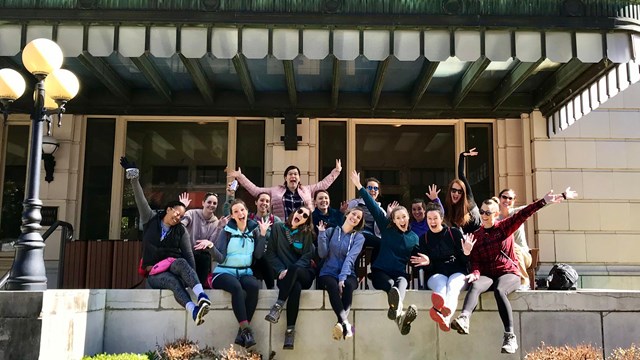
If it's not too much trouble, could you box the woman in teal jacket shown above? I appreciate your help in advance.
[349,170,419,336]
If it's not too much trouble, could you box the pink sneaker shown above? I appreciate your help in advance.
[429,307,450,332]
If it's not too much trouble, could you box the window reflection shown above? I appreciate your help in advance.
[1,125,29,241]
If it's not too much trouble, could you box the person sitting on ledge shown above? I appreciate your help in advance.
[317,207,365,341]
[349,170,419,336]
[450,187,577,354]
[264,205,316,350]
[120,156,210,326]
[208,199,271,349]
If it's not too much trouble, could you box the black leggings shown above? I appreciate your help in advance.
[319,275,358,323]
[370,269,408,299]
[460,273,521,332]
[251,257,275,289]
[146,258,199,307]
[193,250,212,287]
[211,273,261,323]
[276,265,315,327]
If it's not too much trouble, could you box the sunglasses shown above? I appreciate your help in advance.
[500,195,514,201]
[450,188,464,195]
[479,209,494,216]
[296,208,309,219]
[366,185,379,191]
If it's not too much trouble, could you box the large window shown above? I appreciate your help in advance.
[234,120,265,213]
[465,123,494,204]
[121,122,228,239]
[79,118,116,240]
[319,121,347,208]
[1,125,29,241]
[355,124,456,207]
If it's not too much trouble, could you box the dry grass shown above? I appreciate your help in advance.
[148,338,267,360]
[609,344,640,360]
[525,342,603,360]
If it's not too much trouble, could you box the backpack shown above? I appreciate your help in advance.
[547,263,579,290]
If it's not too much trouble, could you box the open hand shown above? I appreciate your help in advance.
[349,170,362,190]
[426,184,440,201]
[461,233,476,256]
[317,220,327,232]
[179,192,191,208]
[562,186,578,200]
[225,167,242,179]
[194,239,213,251]
[463,148,478,157]
[119,156,137,169]
[386,201,399,214]
[339,201,348,213]
[410,253,430,267]
[258,218,273,236]
[465,273,479,283]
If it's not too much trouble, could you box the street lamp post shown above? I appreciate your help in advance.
[0,38,79,290]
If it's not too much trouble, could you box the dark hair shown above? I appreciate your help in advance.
[388,206,409,230]
[203,192,219,202]
[284,165,301,178]
[314,189,330,201]
[344,207,365,231]
[285,205,315,234]
[256,192,271,200]
[499,188,516,198]
[444,179,471,228]
[482,197,500,213]
[165,200,186,211]
[229,199,248,213]
[425,203,443,219]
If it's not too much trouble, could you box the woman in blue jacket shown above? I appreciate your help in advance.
[208,199,271,349]
[349,170,420,335]
[317,206,365,340]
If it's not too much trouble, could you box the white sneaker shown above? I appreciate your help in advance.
[343,320,354,339]
[501,332,518,354]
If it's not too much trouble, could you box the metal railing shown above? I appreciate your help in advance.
[0,221,74,289]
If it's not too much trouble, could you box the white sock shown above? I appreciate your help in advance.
[193,284,204,296]
[186,301,196,314]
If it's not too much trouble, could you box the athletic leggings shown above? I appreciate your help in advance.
[146,258,199,307]
[193,250,212,287]
[251,257,275,289]
[211,273,261,323]
[370,269,408,299]
[319,275,358,323]
[460,273,521,332]
[276,265,315,327]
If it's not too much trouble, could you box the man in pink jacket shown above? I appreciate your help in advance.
[227,160,342,220]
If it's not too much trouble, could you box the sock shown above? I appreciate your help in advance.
[276,299,285,307]
[239,320,250,329]
[286,325,295,331]
[193,283,204,296]
[186,301,196,314]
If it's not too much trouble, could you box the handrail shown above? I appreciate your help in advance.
[0,221,74,290]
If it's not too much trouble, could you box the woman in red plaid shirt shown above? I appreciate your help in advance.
[451,187,577,354]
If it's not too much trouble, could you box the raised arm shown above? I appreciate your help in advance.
[497,189,572,238]
[339,232,365,282]
[349,170,389,228]
[426,184,445,215]
[252,218,271,260]
[458,149,478,203]
[226,167,270,198]
[120,157,154,225]
[316,223,330,259]
[222,181,236,217]
[307,159,342,193]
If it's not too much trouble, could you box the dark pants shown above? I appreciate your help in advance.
[276,265,315,327]
[460,273,521,332]
[211,273,261,323]
[319,275,358,323]
[147,258,199,307]
[370,269,408,299]
[251,256,275,289]
[193,250,212,288]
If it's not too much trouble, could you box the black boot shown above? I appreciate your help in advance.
[283,328,295,350]
[265,302,283,324]
[234,327,244,347]
[241,327,256,349]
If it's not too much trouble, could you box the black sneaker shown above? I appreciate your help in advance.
[387,287,401,320]
[397,304,418,335]
[197,292,211,308]
[241,327,256,349]
[283,328,295,350]
[265,302,283,324]
[234,328,244,347]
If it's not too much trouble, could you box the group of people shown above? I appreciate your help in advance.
[122,148,577,354]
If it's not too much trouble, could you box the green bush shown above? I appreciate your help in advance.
[82,354,149,360]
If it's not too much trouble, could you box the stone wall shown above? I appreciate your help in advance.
[23,289,640,360]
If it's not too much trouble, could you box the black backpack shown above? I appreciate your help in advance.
[547,263,579,290]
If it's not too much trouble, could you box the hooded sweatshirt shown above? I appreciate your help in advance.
[211,219,266,278]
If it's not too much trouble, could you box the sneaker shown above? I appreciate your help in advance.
[265,302,283,324]
[387,287,402,320]
[440,305,452,317]
[241,327,256,349]
[332,323,343,340]
[192,304,209,326]
[396,304,418,335]
[343,321,354,339]
[197,292,211,308]
[501,332,518,354]
[451,314,470,335]
[283,328,295,350]
[429,307,450,332]
[431,292,445,311]
[234,328,244,347]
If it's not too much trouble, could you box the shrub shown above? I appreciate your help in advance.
[148,338,266,360]
[82,354,149,360]
[525,342,603,360]
[609,344,640,360]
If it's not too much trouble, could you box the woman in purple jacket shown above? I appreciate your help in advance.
[317,207,366,340]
